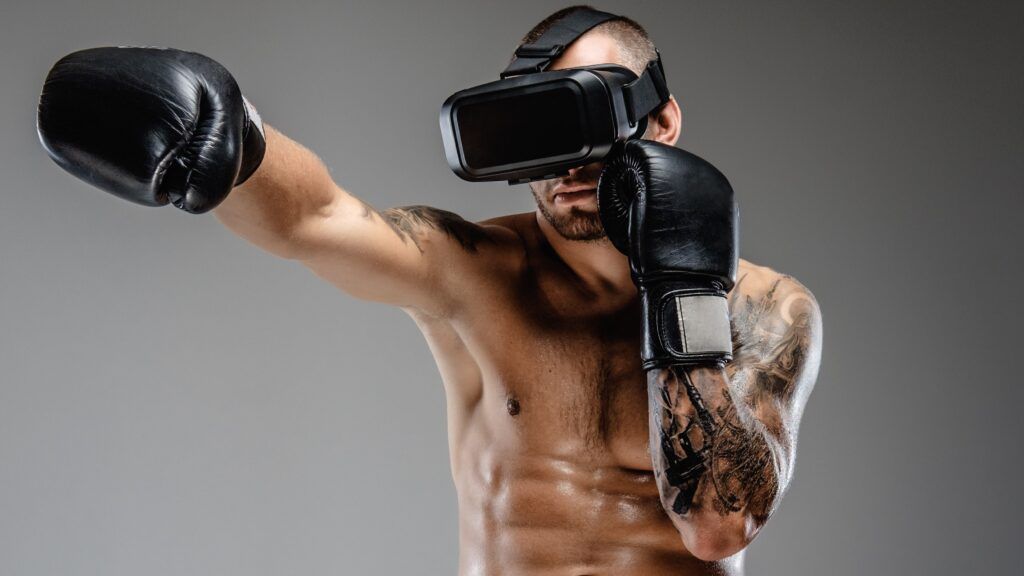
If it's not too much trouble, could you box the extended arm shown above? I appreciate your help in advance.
[214,125,492,314]
[37,47,496,318]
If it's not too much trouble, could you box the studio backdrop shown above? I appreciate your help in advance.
[1,1,1020,574]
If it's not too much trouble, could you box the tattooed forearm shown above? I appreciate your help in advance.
[652,366,717,515]
[649,274,820,526]
[650,366,779,522]
[705,387,779,519]
[378,205,488,253]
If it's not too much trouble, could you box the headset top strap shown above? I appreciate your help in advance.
[501,8,618,78]
[500,8,671,125]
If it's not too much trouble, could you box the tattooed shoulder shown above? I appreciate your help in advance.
[728,267,822,406]
[729,267,820,342]
[379,205,491,253]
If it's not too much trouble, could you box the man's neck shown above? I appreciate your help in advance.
[534,210,635,297]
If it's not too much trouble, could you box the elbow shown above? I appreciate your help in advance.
[684,531,749,562]
[679,512,761,562]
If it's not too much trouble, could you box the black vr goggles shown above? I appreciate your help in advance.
[440,8,671,184]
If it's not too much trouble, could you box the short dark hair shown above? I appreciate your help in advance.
[517,5,658,76]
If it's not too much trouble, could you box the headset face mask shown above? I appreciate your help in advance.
[439,8,671,184]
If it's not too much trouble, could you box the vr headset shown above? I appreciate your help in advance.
[440,8,671,184]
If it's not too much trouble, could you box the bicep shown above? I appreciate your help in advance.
[728,276,823,473]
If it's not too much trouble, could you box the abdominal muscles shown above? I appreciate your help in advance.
[449,396,740,576]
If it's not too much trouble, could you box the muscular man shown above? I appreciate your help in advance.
[37,6,822,574]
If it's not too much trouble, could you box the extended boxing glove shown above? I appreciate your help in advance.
[598,140,739,369]
[37,47,265,214]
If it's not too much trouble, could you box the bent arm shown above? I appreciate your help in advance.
[647,274,822,561]
[214,125,498,315]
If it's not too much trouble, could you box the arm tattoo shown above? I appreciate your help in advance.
[730,277,814,415]
[378,205,488,253]
[650,275,816,523]
[652,366,717,515]
[652,367,776,519]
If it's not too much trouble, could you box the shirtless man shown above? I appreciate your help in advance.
[36,6,822,575]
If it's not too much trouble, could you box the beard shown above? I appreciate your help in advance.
[531,187,607,241]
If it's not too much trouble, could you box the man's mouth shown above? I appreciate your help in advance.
[553,187,597,205]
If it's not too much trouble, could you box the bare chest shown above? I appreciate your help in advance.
[415,270,654,470]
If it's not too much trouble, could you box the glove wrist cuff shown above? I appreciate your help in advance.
[640,280,733,370]
[235,96,266,186]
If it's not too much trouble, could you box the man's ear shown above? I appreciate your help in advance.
[645,95,682,146]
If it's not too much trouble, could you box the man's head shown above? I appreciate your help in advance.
[521,6,682,241]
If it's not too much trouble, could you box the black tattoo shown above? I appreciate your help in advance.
[653,367,780,522]
[655,367,717,515]
[380,205,489,253]
[706,389,778,519]
[730,275,814,432]
[651,275,816,523]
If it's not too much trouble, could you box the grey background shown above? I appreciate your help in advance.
[1,0,1021,574]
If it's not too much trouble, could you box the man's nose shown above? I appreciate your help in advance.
[567,164,593,179]
[566,161,602,182]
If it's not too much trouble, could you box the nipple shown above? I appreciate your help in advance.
[506,395,521,416]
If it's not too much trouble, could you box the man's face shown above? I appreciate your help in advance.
[528,32,625,242]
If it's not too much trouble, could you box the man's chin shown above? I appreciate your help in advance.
[531,185,607,241]
[542,206,607,242]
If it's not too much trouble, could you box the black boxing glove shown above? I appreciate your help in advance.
[37,47,266,214]
[598,140,739,369]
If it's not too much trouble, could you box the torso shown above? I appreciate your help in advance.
[406,212,762,576]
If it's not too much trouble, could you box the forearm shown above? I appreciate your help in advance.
[214,124,345,258]
[647,364,785,560]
